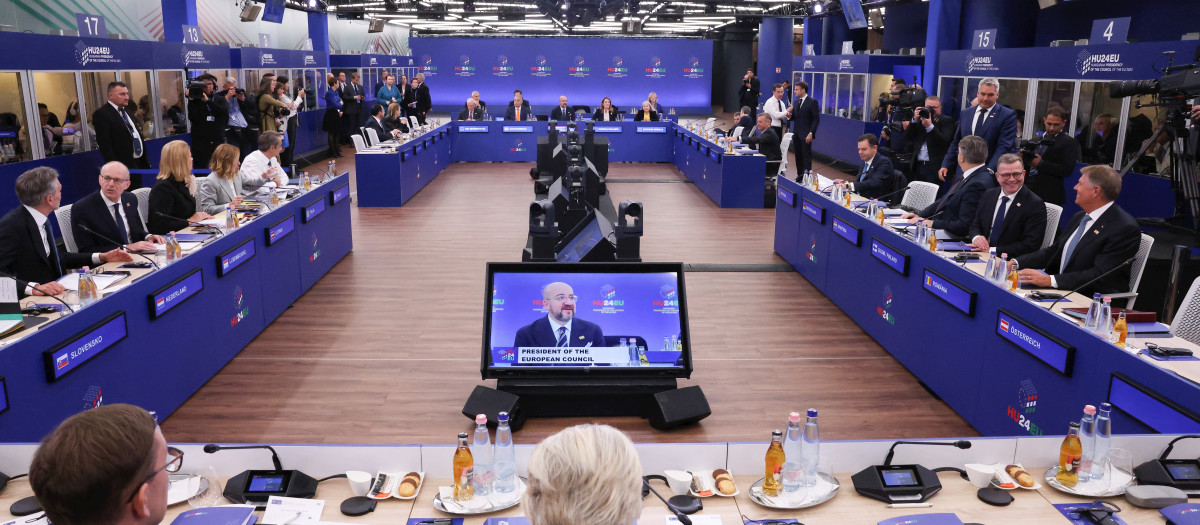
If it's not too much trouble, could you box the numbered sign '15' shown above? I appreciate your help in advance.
[972,29,997,50]
[75,13,107,38]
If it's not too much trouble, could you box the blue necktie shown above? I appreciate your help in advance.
[1060,215,1093,273]
[859,163,869,182]
[988,196,1009,245]
[113,203,129,244]
[556,326,567,347]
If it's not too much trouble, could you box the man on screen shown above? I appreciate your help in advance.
[514,282,606,348]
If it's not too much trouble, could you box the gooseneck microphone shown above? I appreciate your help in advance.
[0,270,74,313]
[643,478,691,525]
[204,444,284,471]
[76,224,160,269]
[1045,257,1137,312]
[883,440,972,466]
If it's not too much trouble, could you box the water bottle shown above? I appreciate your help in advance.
[471,414,492,497]
[225,205,237,231]
[493,412,517,494]
[801,408,820,487]
[165,233,178,264]
[1078,405,1096,484]
[1098,297,1113,338]
[1091,403,1112,481]
[780,412,805,495]
[1083,293,1103,332]
[77,269,97,307]
[984,248,998,280]
[994,253,1009,283]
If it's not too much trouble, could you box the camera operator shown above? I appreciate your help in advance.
[739,69,761,117]
[186,74,228,170]
[902,95,956,184]
[216,77,254,159]
[1023,107,1081,206]
[879,78,926,152]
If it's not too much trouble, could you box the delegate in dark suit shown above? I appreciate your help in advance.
[363,116,389,142]
[788,95,820,173]
[92,103,149,170]
[1026,132,1081,206]
[942,104,1017,175]
[70,191,150,252]
[850,155,897,201]
[415,82,432,125]
[918,166,997,238]
[146,178,197,235]
[968,185,1047,259]
[903,115,956,183]
[733,114,754,139]
[1016,205,1140,295]
[505,101,533,121]
[458,106,484,121]
[0,207,93,295]
[513,317,606,348]
[549,106,573,122]
[741,126,781,174]
[341,82,365,135]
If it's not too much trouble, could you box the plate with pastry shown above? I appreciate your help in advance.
[394,471,424,500]
[688,469,739,497]
[990,464,1040,490]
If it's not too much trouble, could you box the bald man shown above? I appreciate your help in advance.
[71,162,165,253]
[513,282,606,348]
[550,95,573,122]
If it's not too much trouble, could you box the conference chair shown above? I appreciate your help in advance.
[408,116,419,129]
[351,134,370,153]
[703,117,716,132]
[132,187,151,231]
[732,126,744,140]
[53,204,78,252]
[777,133,794,181]
[1169,276,1200,345]
[899,181,939,212]
[571,105,591,117]
[1041,203,1063,249]
[360,127,373,146]
[1102,233,1154,310]
[365,128,383,146]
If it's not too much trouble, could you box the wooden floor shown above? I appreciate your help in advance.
[160,130,979,446]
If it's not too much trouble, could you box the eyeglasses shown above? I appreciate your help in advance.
[997,172,1024,180]
[101,175,130,185]
[125,447,183,503]
[551,294,578,302]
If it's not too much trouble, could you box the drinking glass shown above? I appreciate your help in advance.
[1105,448,1133,493]
[187,466,224,508]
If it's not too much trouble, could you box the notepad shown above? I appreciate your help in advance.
[174,234,212,242]
[57,272,126,292]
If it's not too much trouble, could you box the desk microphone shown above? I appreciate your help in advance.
[76,224,160,269]
[1045,257,1137,312]
[0,270,74,314]
[642,478,692,525]
[203,443,284,470]
[883,440,972,466]
[153,211,224,237]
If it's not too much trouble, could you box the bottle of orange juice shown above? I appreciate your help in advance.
[1112,311,1128,346]
[763,429,785,496]
[453,432,474,502]
[1057,422,1082,487]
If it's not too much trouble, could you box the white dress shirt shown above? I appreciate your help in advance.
[237,150,283,193]
[22,205,100,293]
[972,187,1020,245]
[763,96,789,127]
[100,193,140,243]
[547,315,573,346]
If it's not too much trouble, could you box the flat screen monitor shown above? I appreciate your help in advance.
[841,0,868,29]
[482,262,692,379]
[262,0,286,23]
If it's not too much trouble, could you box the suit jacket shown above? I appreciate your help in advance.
[918,166,997,238]
[416,83,432,114]
[383,116,409,134]
[853,155,897,200]
[741,126,781,163]
[593,108,619,122]
[903,116,956,167]
[504,101,533,121]
[634,110,660,122]
[942,104,1018,172]
[514,317,606,348]
[71,190,150,252]
[147,178,197,234]
[0,207,92,295]
[789,96,820,138]
[549,106,573,122]
[457,107,484,121]
[341,83,364,115]
[363,116,389,141]
[1016,204,1141,295]
[91,103,148,169]
[734,115,754,139]
[186,96,229,146]
[195,174,256,215]
[1026,132,1081,206]
[968,186,1047,259]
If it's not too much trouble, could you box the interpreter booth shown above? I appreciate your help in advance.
[226,47,330,160]
[329,53,418,107]
[0,32,230,212]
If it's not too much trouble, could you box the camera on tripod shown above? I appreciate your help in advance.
[1109,65,1200,102]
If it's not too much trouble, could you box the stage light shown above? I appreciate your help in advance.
[464,0,475,12]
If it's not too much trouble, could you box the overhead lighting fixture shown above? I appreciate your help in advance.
[812,3,823,14]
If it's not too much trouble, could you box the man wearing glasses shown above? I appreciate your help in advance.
[71,162,166,253]
[967,153,1047,258]
[29,404,182,525]
[514,281,606,348]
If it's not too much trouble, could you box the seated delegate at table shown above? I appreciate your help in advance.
[730,106,754,139]
[71,162,164,252]
[470,91,487,111]
[29,404,177,525]
[967,153,1047,258]
[901,135,996,237]
[550,95,573,122]
[635,101,659,122]
[593,97,618,122]
[1016,165,1141,295]
[0,167,132,297]
[365,104,401,141]
[523,424,642,525]
[239,131,288,191]
[513,282,606,348]
[736,114,781,176]
[458,98,484,121]
[384,103,409,134]
[147,140,212,234]
[197,144,253,215]
[836,133,896,201]
[505,90,533,121]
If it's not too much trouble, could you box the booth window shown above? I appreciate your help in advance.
[122,71,156,139]
[33,71,87,158]
[966,77,1029,139]
[849,74,866,121]
[938,76,965,123]
[836,73,852,119]
[303,69,319,109]
[1032,80,1076,135]
[0,72,32,163]
[1077,81,1125,166]
[822,74,836,116]
[809,73,824,114]
[157,71,187,138]
[81,71,119,154]
[869,74,893,123]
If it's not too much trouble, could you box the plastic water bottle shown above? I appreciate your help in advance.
[165,233,178,264]
[1098,297,1113,337]
[77,269,97,307]
[983,248,998,278]
[801,408,820,487]
[780,412,805,495]
[1091,403,1112,481]
[993,253,1009,283]
[493,412,517,494]
[225,205,237,231]
[1084,293,1103,332]
[1078,405,1096,484]
[471,414,492,496]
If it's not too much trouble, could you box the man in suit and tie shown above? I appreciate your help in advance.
[762,83,790,139]
[0,167,132,298]
[513,282,606,348]
[1025,107,1081,206]
[730,106,754,139]
[902,95,956,184]
[364,104,397,142]
[968,153,1047,259]
[903,135,996,238]
[938,78,1018,188]
[341,73,366,140]
[739,69,761,117]
[415,74,432,125]
[737,114,782,176]
[550,95,573,122]
[787,81,820,178]
[505,90,533,121]
[91,81,149,172]
[1017,165,1141,295]
[71,162,166,253]
[458,98,485,121]
[836,134,896,201]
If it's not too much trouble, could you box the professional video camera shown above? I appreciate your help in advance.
[1109,64,1200,101]
[883,83,927,134]
[1016,133,1057,167]
[187,81,209,100]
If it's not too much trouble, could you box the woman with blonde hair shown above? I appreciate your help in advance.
[384,102,408,134]
[258,78,289,133]
[197,143,252,215]
[523,424,643,525]
[147,140,211,234]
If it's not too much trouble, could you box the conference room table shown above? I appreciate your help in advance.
[772,175,1200,437]
[356,124,454,207]
[0,174,354,442]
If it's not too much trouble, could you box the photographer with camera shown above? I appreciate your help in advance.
[186,74,228,170]
[739,69,761,117]
[902,95,956,184]
[1023,107,1081,205]
[879,79,925,152]
[216,77,255,159]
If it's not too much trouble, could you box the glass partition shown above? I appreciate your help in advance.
[1077,81,1124,165]
[809,73,824,114]
[0,72,32,163]
[869,74,892,122]
[156,70,187,138]
[303,69,320,109]
[1126,97,1162,173]
[835,73,851,118]
[122,70,155,139]
[316,68,328,107]
[938,76,965,122]
[1032,80,1076,135]
[242,69,260,95]
[822,74,836,116]
[35,71,87,157]
[850,74,866,121]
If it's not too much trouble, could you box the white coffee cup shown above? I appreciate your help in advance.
[346,470,373,497]
[664,469,692,496]
[963,464,995,488]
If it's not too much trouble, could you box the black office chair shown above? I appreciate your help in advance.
[888,170,908,206]
[536,114,549,121]
[571,105,591,116]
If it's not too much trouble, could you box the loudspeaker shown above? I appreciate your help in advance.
[368,19,385,33]
[462,385,525,431]
[647,386,711,430]
[239,4,262,22]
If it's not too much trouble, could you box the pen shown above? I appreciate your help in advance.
[887,503,932,508]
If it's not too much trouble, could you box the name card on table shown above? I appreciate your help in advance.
[637,126,667,134]
[303,198,326,223]
[996,309,1075,376]
[415,142,425,154]
[922,268,976,316]
[831,216,860,246]
[43,311,127,382]
[1108,372,1200,433]
[594,126,622,133]
[458,125,489,133]
[267,215,295,246]
[801,200,824,223]
[777,187,795,207]
[708,149,721,163]
[502,125,534,133]
[217,237,256,277]
[870,238,908,275]
[401,148,415,161]
[149,268,204,320]
[331,183,350,205]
